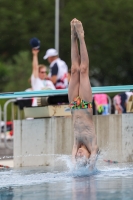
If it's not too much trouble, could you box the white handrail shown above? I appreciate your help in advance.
[3,99,16,149]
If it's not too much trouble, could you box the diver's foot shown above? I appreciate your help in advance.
[70,18,77,39]
[74,19,84,39]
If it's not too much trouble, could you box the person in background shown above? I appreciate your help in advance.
[93,93,109,115]
[113,92,133,114]
[31,51,55,91]
[30,38,55,106]
[43,48,68,89]
[30,37,55,91]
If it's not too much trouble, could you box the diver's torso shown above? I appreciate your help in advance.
[72,109,95,151]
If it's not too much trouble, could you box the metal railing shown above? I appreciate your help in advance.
[0,85,133,149]
[3,99,17,149]
[0,85,133,99]
[2,98,32,149]
[0,105,2,144]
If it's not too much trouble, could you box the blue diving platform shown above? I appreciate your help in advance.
[0,85,133,99]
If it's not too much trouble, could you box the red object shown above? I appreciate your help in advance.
[6,121,13,136]
[0,164,10,168]
[55,86,66,89]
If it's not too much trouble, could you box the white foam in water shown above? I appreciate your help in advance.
[0,169,70,188]
[0,154,133,189]
[56,155,97,177]
[97,165,133,178]
[0,155,97,188]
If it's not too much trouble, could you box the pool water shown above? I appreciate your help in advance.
[0,157,133,200]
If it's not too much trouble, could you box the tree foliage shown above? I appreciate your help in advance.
[0,0,133,92]
[60,0,133,86]
[4,51,32,92]
[0,62,8,92]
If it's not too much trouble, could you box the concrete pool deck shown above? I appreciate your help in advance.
[0,159,13,168]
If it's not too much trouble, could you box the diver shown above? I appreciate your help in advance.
[68,18,99,169]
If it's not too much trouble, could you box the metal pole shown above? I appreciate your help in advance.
[3,99,16,149]
[55,0,59,53]
[0,105,1,143]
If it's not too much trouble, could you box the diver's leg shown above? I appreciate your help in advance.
[74,19,92,102]
[75,19,98,162]
[68,19,80,103]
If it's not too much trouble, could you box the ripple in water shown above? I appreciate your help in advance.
[0,155,133,189]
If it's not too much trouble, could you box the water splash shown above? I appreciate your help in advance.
[0,154,133,189]
[0,154,97,188]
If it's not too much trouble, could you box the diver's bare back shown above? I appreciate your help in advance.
[72,108,96,153]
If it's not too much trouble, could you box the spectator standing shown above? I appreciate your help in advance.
[31,49,55,91]
[43,48,68,89]
[30,38,55,106]
[31,49,55,106]
[30,37,55,91]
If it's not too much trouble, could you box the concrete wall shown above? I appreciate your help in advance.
[14,114,133,167]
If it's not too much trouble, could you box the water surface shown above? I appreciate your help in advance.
[0,157,133,200]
